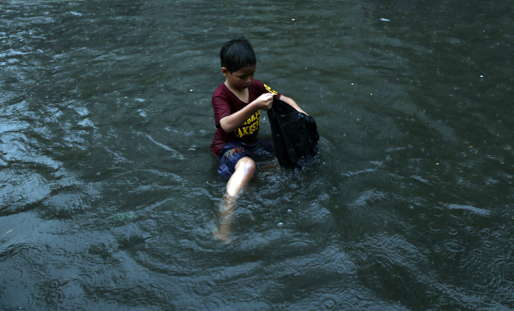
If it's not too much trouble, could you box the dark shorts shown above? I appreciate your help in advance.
[217,139,274,181]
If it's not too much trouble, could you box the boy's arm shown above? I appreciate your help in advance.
[219,93,274,133]
[280,95,308,115]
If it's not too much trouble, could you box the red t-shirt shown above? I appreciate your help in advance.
[210,79,281,157]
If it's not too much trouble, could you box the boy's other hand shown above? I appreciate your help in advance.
[253,93,274,110]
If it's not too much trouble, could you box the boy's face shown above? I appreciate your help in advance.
[222,65,256,91]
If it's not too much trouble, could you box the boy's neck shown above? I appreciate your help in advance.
[224,81,249,102]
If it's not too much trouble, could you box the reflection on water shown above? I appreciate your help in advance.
[1,0,513,310]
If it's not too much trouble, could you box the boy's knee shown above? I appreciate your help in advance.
[225,157,256,197]
[236,157,256,175]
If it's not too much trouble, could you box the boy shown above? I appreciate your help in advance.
[211,37,307,243]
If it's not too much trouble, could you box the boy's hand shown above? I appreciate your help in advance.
[219,92,274,133]
[253,93,274,110]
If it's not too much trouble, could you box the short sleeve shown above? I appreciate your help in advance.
[212,93,232,128]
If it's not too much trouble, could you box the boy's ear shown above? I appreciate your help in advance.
[221,67,230,77]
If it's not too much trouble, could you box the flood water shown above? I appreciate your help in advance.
[1,0,513,310]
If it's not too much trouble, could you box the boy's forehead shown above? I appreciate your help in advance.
[234,65,256,74]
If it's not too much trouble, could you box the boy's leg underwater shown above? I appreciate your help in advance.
[214,157,256,243]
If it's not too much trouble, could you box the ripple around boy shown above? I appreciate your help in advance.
[210,37,308,243]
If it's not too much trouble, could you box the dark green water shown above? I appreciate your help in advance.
[1,0,513,310]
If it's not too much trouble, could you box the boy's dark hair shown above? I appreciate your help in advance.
[220,37,256,73]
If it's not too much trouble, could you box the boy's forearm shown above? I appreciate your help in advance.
[219,103,259,133]
[219,93,274,132]
[280,95,308,115]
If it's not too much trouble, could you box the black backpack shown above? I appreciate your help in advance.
[267,97,319,170]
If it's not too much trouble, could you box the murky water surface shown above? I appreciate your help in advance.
[1,0,513,310]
